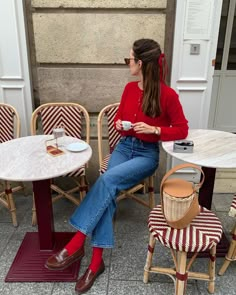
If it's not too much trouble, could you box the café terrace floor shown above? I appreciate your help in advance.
[0,189,235,295]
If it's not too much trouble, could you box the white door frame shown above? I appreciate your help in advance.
[0,0,33,136]
[168,0,223,179]
[208,0,236,132]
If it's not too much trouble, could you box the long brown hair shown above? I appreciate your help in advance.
[133,39,163,117]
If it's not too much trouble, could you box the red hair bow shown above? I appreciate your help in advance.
[158,53,168,82]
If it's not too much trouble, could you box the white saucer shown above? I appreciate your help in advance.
[66,142,88,152]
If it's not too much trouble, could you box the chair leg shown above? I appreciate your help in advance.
[208,245,216,293]
[78,175,88,202]
[218,224,236,275]
[32,194,37,226]
[175,251,187,295]
[5,181,18,227]
[148,175,155,209]
[143,234,156,283]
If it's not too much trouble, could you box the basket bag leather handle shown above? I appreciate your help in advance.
[160,163,205,229]
[160,163,205,193]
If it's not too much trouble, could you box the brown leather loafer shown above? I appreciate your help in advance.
[75,260,105,294]
[45,247,84,270]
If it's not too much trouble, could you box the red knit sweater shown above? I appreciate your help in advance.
[114,81,188,142]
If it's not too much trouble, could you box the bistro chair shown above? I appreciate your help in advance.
[0,103,25,226]
[97,102,155,209]
[218,195,236,275]
[31,102,90,225]
[143,205,223,294]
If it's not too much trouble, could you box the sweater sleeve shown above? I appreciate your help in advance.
[113,84,128,129]
[159,89,189,141]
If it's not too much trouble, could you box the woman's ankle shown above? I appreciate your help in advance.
[65,231,86,255]
[89,247,104,273]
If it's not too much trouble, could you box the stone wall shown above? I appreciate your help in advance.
[25,0,175,187]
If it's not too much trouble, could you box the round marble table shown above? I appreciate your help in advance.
[162,129,236,208]
[162,129,236,256]
[0,135,92,282]
[162,129,236,169]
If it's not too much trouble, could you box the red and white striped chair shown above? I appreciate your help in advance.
[0,103,25,226]
[218,195,236,275]
[144,205,223,295]
[97,103,155,209]
[31,102,90,225]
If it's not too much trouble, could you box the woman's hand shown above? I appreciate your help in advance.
[115,119,123,131]
[133,122,156,134]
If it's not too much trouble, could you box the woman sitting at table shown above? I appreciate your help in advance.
[45,38,189,294]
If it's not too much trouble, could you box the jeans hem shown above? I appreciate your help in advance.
[69,220,114,248]
[69,220,89,236]
[91,242,114,248]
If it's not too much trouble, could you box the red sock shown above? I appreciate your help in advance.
[89,247,104,273]
[65,231,86,255]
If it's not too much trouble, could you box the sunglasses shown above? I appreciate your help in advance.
[124,58,138,65]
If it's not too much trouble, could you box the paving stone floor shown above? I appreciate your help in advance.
[0,190,235,295]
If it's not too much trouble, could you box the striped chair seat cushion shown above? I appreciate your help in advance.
[148,205,222,253]
[229,195,236,217]
[64,165,85,177]
[100,154,111,174]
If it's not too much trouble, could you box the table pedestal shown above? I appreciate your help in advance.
[5,232,80,282]
[5,179,80,282]
[199,167,216,209]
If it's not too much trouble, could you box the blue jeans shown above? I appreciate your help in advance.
[69,136,160,248]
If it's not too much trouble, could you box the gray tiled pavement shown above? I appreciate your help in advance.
[0,190,235,295]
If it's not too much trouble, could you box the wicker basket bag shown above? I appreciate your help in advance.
[160,163,205,229]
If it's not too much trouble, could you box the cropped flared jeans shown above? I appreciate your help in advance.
[69,136,160,248]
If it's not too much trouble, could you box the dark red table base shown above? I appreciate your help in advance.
[5,232,80,282]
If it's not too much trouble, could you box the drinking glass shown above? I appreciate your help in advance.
[53,127,65,147]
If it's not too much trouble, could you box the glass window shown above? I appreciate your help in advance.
[215,0,230,70]
[227,6,236,69]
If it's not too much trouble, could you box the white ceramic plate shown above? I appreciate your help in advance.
[66,142,88,152]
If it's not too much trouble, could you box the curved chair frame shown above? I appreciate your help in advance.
[218,195,236,275]
[97,102,155,209]
[0,103,25,226]
[31,102,90,225]
[144,205,223,295]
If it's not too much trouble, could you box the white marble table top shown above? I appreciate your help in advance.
[162,129,236,168]
[0,135,92,181]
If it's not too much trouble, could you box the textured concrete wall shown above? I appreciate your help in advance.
[215,169,236,193]
[33,13,165,64]
[27,0,171,187]
[37,68,135,111]
[32,0,167,9]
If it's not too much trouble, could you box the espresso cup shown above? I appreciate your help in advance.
[122,121,132,131]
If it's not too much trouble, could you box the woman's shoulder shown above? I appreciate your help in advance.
[124,81,139,89]
[161,82,178,99]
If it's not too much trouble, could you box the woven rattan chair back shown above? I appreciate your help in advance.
[31,102,90,225]
[0,103,24,226]
[31,102,89,142]
[0,103,20,142]
[97,102,155,209]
